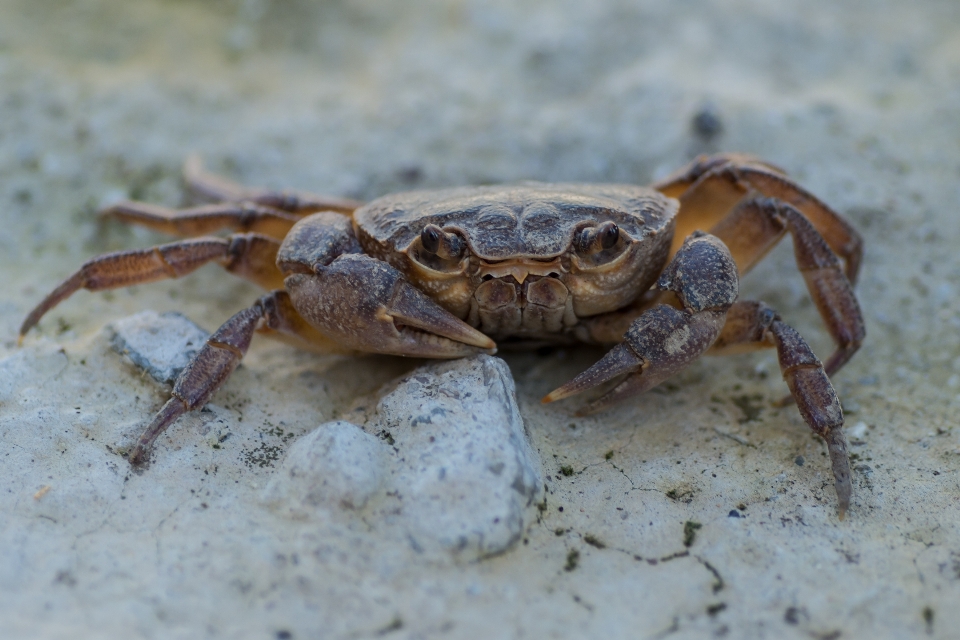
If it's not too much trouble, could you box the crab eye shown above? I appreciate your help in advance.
[417,224,465,263]
[598,222,619,249]
[421,225,442,254]
[576,221,620,254]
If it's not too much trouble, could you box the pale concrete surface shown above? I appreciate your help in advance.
[1,0,959,638]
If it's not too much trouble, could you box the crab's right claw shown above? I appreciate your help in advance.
[286,253,495,358]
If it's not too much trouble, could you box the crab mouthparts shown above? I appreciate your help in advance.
[477,257,564,284]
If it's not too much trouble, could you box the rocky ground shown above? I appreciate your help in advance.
[1,1,959,638]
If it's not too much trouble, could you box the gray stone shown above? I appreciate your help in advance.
[369,355,543,558]
[106,310,210,385]
[262,420,389,517]
[264,355,544,560]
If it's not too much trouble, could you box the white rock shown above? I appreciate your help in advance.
[849,421,869,440]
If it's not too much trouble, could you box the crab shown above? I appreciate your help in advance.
[19,153,864,517]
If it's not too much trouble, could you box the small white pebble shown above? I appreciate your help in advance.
[849,421,868,439]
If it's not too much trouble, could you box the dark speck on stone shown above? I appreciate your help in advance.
[795,455,805,466]
[728,510,741,518]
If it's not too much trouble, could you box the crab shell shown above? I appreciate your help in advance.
[352,183,678,340]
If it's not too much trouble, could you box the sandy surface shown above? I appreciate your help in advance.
[1,1,959,638]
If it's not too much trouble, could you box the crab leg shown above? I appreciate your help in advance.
[128,290,317,464]
[654,153,863,284]
[710,301,851,518]
[102,201,303,240]
[19,233,283,341]
[183,155,362,215]
[711,196,865,376]
[544,232,738,411]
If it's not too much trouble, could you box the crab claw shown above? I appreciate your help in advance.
[286,253,495,358]
[544,304,727,414]
[542,342,645,410]
[544,339,691,416]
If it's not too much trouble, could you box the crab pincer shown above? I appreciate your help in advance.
[544,304,728,414]
[544,233,735,413]
[286,253,495,358]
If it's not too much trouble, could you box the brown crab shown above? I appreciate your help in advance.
[20,153,864,517]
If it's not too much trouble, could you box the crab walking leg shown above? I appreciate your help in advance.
[183,155,362,215]
[19,234,283,341]
[102,201,303,240]
[544,232,739,412]
[128,290,314,464]
[711,197,865,376]
[710,301,852,518]
[654,153,863,284]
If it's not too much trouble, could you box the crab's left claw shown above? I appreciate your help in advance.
[286,253,496,358]
[545,233,738,414]
[542,342,644,406]
[543,304,727,414]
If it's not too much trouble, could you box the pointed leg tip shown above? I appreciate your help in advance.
[540,389,603,414]
[836,489,851,521]
[19,318,38,341]
[127,446,147,467]
[98,198,139,216]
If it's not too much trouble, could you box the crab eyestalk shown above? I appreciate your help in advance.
[575,221,620,254]
[420,224,465,260]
